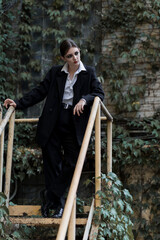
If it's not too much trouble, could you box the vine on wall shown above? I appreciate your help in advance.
[98,0,160,115]
[0,0,96,180]
[97,0,160,239]
[1,0,160,239]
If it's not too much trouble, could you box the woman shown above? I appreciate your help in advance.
[4,39,104,218]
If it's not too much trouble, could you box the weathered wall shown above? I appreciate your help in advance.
[101,1,160,239]
[9,1,160,239]
[102,26,160,118]
[22,0,102,118]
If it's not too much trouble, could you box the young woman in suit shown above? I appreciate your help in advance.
[4,39,104,218]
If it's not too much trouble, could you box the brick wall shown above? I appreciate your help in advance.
[102,19,160,118]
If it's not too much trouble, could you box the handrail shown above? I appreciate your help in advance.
[100,101,113,121]
[0,105,4,192]
[0,98,113,239]
[15,117,106,122]
[0,105,15,205]
[0,106,15,136]
[56,97,113,240]
[15,118,38,123]
[56,97,101,240]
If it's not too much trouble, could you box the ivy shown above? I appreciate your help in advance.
[100,114,160,239]
[1,0,160,239]
[0,192,28,239]
[1,0,97,182]
[111,118,160,166]
[97,0,160,115]
[94,173,134,240]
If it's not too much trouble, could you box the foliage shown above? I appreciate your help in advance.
[0,192,59,239]
[112,117,160,166]
[100,114,160,239]
[13,146,43,181]
[94,172,134,240]
[76,197,85,214]
[12,122,43,181]
[1,0,160,239]
[0,192,28,239]
[1,0,96,181]
[97,0,160,115]
[96,2,160,238]
[0,192,10,239]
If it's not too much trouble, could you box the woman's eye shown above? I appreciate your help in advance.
[75,51,79,56]
[66,54,72,58]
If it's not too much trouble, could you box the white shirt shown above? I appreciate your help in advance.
[61,61,86,105]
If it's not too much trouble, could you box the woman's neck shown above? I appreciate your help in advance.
[68,65,79,80]
[68,64,79,74]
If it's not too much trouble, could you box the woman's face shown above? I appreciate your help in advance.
[62,47,80,69]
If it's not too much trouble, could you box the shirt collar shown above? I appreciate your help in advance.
[61,61,86,74]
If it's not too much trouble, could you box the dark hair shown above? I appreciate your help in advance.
[60,39,79,57]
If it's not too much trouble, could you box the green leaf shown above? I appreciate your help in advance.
[123,189,133,201]
[117,223,125,234]
[117,199,125,211]
[101,209,110,218]
[0,193,7,205]
[110,207,117,217]
[0,206,9,217]
[11,231,22,238]
[123,235,130,240]
[103,228,112,237]
[125,203,133,215]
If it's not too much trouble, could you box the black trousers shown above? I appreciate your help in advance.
[42,107,80,207]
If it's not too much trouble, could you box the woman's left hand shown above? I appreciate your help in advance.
[73,99,86,116]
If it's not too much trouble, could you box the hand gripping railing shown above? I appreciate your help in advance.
[56,97,113,240]
[0,105,15,206]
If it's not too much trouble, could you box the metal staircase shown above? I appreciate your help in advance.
[0,97,113,240]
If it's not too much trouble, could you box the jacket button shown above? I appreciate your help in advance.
[49,108,53,112]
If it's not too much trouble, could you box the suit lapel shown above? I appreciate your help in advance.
[73,71,88,104]
[56,68,89,104]
[56,71,67,102]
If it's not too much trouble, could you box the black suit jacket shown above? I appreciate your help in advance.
[15,65,104,147]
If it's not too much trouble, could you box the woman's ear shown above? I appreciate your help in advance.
[61,56,65,61]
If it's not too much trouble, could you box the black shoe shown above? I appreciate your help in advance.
[40,189,50,218]
[40,189,56,218]
[40,189,59,218]
[52,207,64,218]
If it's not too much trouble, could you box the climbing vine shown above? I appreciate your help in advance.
[97,0,160,115]
[96,1,160,239]
[94,173,134,240]
[1,0,160,239]
[0,192,30,239]
[0,0,96,181]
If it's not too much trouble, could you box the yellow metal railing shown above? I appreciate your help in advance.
[56,97,113,240]
[0,97,113,239]
[0,105,15,205]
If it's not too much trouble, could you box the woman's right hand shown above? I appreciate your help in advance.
[3,99,17,109]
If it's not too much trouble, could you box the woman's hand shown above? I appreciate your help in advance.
[73,99,86,116]
[3,98,17,109]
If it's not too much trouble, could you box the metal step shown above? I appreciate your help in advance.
[10,217,87,226]
[9,205,90,217]
[9,205,88,226]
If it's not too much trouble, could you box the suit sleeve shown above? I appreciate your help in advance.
[82,67,104,106]
[15,68,53,110]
